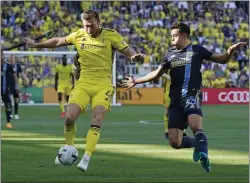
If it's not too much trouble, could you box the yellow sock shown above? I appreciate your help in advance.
[84,126,101,157]
[64,123,76,145]
[59,101,65,113]
[164,113,168,133]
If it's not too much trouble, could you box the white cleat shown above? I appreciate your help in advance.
[55,156,62,165]
[77,154,90,171]
[14,115,20,120]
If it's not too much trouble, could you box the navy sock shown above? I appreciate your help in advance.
[14,102,19,115]
[10,102,13,115]
[180,136,196,148]
[194,129,208,154]
[4,102,11,122]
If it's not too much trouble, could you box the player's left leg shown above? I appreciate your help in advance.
[2,93,13,128]
[183,91,210,172]
[12,89,20,119]
[77,85,114,171]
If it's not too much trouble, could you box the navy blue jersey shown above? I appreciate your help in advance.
[9,63,22,89]
[13,63,22,78]
[161,44,213,100]
[1,63,15,94]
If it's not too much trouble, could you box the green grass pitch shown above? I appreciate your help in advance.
[1,105,249,182]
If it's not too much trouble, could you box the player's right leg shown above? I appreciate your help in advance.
[2,93,13,128]
[55,103,82,165]
[168,102,196,149]
[55,86,90,165]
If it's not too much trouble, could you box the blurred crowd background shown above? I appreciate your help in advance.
[1,1,249,88]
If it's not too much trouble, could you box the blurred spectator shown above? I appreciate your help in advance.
[213,75,227,88]
[32,75,43,88]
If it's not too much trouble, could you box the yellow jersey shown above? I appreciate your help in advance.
[56,64,73,86]
[213,77,227,88]
[162,71,171,93]
[65,28,128,84]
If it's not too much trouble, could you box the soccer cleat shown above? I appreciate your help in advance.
[77,154,90,171]
[6,123,13,129]
[14,114,20,120]
[55,155,62,165]
[60,112,66,119]
[198,152,211,172]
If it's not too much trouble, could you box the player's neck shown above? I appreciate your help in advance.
[179,40,190,50]
[91,27,102,38]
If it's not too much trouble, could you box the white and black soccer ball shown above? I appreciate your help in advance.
[57,145,78,166]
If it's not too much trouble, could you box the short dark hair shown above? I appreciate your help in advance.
[81,9,100,22]
[171,22,190,38]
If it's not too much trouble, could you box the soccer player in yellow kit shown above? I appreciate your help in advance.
[23,10,144,171]
[55,54,74,118]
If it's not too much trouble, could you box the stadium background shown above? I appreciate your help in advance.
[1,1,249,182]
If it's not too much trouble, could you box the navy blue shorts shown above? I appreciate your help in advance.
[10,89,19,98]
[1,92,11,103]
[168,90,203,130]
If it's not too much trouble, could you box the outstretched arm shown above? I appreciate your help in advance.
[22,37,68,48]
[210,42,247,64]
[121,47,145,63]
[122,65,166,90]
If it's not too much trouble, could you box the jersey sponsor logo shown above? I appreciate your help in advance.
[171,59,191,68]
[80,44,107,50]
[218,91,249,103]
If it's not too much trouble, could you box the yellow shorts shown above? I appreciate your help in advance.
[58,85,72,96]
[164,90,170,107]
[69,82,115,112]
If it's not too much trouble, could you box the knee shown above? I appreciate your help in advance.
[92,106,106,126]
[169,139,182,149]
[65,114,76,126]
[65,95,69,102]
[58,93,62,101]
[92,111,103,124]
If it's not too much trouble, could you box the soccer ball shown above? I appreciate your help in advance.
[57,145,78,166]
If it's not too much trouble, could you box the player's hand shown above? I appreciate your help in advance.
[22,37,37,48]
[227,42,247,55]
[121,76,136,91]
[131,53,145,63]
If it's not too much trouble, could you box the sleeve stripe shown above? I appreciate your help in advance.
[65,38,71,45]
[118,46,128,52]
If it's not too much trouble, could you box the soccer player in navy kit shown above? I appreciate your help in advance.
[122,22,247,172]
[1,50,19,128]
[9,54,29,119]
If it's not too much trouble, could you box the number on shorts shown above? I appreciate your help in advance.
[105,89,114,102]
